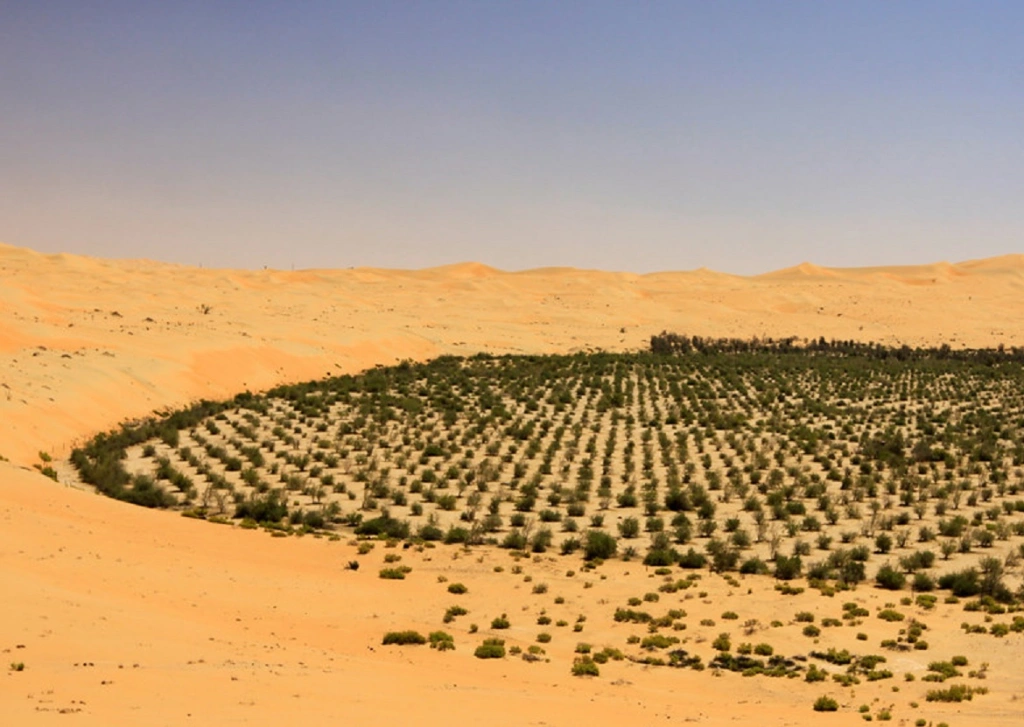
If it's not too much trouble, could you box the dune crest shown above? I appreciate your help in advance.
[757,261,837,279]
[2,242,1023,465]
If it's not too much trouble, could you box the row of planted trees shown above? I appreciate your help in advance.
[64,344,1023,602]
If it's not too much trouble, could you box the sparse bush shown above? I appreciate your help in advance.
[572,656,600,676]
[813,695,839,712]
[443,605,468,623]
[618,517,640,539]
[584,530,617,560]
[875,563,906,590]
[926,684,988,702]
[474,638,506,659]
[379,566,410,580]
[382,630,426,645]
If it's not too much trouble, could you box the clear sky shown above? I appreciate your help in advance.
[2,2,1021,274]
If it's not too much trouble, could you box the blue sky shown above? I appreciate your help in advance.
[2,2,1021,273]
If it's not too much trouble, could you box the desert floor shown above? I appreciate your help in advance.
[3,243,1024,725]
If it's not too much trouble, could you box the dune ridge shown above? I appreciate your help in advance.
[2,242,1023,465]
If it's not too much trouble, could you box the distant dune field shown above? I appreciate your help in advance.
[3,243,1024,726]
[2,243,1022,465]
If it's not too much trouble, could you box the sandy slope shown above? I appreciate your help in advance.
[1,465,797,726]
[3,243,1024,725]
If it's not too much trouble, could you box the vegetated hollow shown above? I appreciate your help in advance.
[69,338,1024,581]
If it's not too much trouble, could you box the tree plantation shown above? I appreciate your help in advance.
[68,342,1024,597]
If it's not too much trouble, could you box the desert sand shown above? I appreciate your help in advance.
[3,242,1024,725]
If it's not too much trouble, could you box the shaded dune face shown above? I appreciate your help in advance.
[3,243,1024,726]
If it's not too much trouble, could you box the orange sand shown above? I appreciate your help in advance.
[2,242,1023,725]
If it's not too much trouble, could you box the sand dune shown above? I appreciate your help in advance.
[3,242,1024,725]
[2,242,1023,466]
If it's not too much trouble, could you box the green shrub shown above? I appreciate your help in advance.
[474,638,506,659]
[774,554,803,580]
[382,630,426,645]
[429,630,455,650]
[641,634,679,650]
[643,548,676,566]
[618,517,640,538]
[937,568,983,597]
[678,547,707,569]
[812,648,853,665]
[925,684,988,702]
[355,515,410,539]
[875,533,893,554]
[613,608,652,623]
[806,664,829,682]
[813,695,839,711]
[572,656,600,676]
[926,661,961,681]
[875,563,906,590]
[443,605,468,623]
[447,582,468,594]
[560,537,581,555]
[740,557,770,575]
[712,633,731,652]
[912,573,935,592]
[584,530,618,560]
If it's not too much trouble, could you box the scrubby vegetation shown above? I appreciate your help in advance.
[429,630,455,650]
[30,323,1024,726]
[812,695,839,711]
[63,344,1024,609]
[382,630,427,645]
[572,656,600,676]
[474,638,506,659]
[925,684,988,702]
